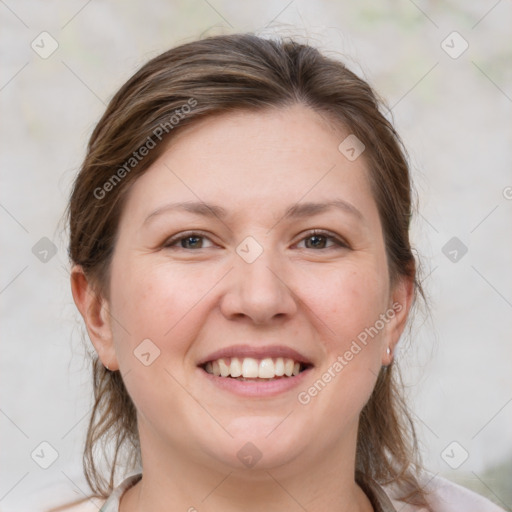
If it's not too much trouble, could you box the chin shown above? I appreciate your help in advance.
[199,417,307,472]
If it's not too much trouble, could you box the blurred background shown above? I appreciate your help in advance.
[1,0,511,510]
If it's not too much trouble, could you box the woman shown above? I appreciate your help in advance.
[61,33,504,511]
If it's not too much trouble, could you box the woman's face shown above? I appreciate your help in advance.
[91,104,411,474]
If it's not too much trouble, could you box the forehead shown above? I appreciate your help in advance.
[120,104,380,228]
[164,104,346,173]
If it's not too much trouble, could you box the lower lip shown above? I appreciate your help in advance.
[198,367,313,397]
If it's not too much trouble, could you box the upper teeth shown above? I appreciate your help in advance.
[204,357,302,379]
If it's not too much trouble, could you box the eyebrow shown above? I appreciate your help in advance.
[143,199,364,226]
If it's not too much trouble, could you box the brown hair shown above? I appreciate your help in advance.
[66,33,428,508]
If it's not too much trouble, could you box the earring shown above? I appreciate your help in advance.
[386,347,391,356]
[105,364,110,371]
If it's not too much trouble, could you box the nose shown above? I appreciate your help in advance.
[220,249,297,325]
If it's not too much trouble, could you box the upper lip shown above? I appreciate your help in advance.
[197,345,314,367]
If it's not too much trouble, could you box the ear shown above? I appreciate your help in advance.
[382,275,415,366]
[70,265,119,371]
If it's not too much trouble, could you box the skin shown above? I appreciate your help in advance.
[71,104,413,512]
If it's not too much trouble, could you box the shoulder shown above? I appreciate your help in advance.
[44,473,142,512]
[425,475,506,512]
[387,473,506,512]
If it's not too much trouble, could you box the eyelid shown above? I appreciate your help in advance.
[163,230,216,248]
[163,229,349,250]
[294,229,349,249]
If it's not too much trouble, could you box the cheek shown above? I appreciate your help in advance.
[295,267,387,430]
[109,259,218,363]
[107,260,214,426]
[304,263,389,350]
[306,265,388,412]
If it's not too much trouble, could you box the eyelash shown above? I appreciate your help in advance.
[163,230,349,250]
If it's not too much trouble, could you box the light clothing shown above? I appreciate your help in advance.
[98,473,140,512]
[90,472,505,512]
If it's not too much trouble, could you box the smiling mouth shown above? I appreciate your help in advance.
[200,356,312,381]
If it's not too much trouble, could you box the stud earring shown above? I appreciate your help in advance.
[386,347,391,356]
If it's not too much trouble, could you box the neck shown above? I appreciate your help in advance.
[120,423,373,512]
